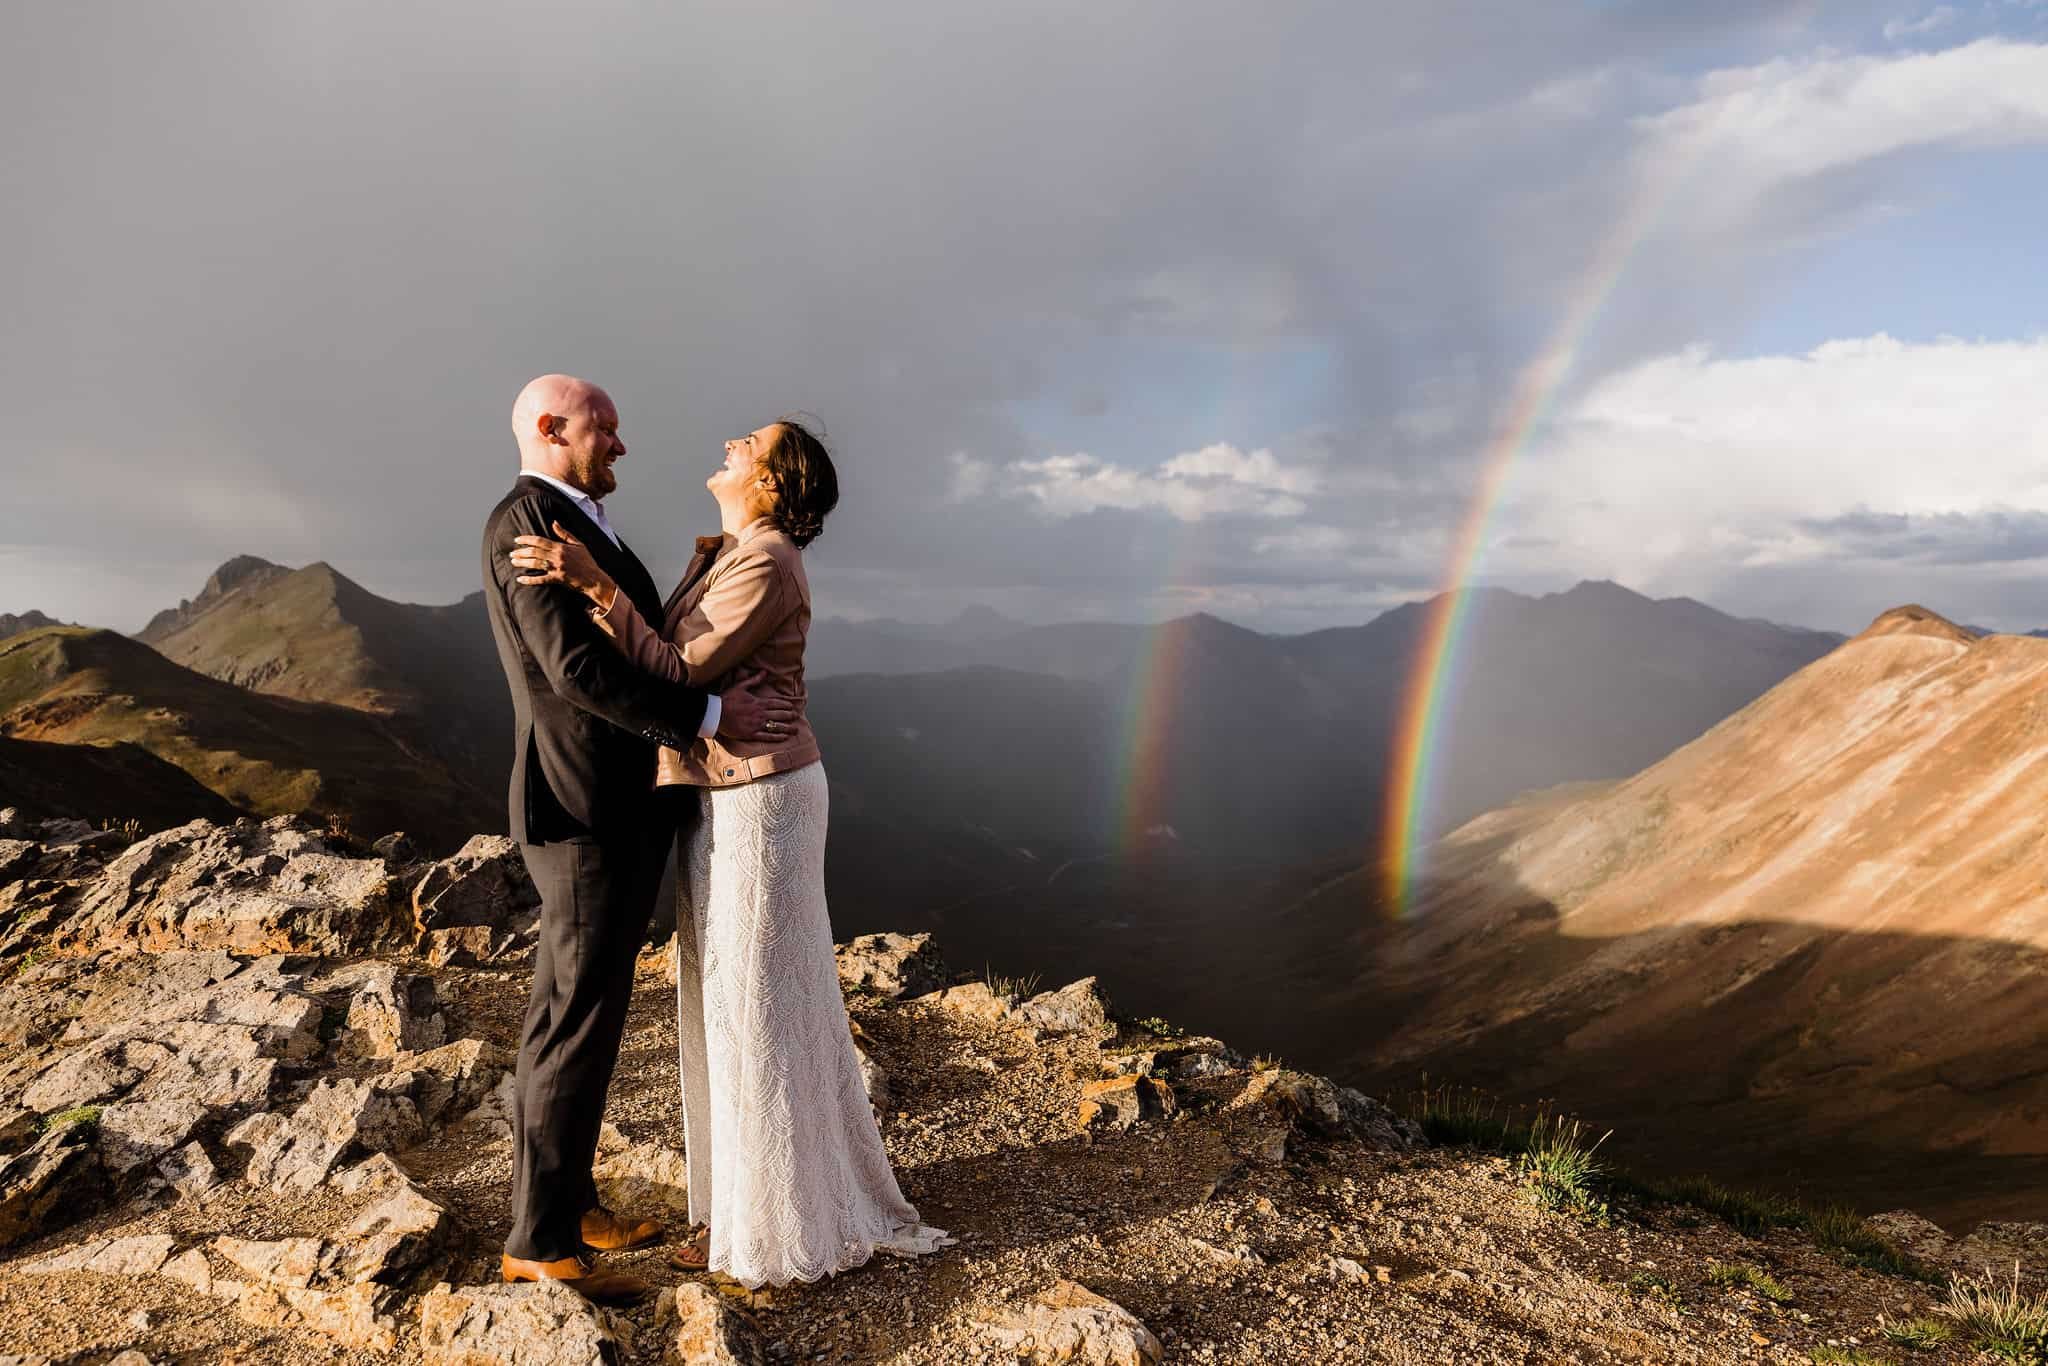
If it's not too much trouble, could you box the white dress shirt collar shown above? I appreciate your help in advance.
[519,470,621,548]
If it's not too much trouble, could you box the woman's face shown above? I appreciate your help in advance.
[708,423,783,506]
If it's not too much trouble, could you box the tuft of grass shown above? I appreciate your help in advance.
[1807,1204,1922,1277]
[1938,1264,2048,1361]
[1707,1260,1794,1304]
[1249,1052,1285,1073]
[1876,1314,1953,1350]
[36,1105,103,1136]
[979,964,1040,1003]
[1519,1111,1612,1223]
[1406,1080,1528,1151]
[1132,1015,1186,1039]
[1809,1347,1893,1365]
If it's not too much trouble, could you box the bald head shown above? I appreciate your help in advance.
[512,373,625,499]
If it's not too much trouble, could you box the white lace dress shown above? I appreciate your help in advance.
[672,760,953,1288]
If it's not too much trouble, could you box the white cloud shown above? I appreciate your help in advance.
[1884,7,1959,41]
[1500,333,2048,601]
[1641,39,2048,196]
[951,443,1321,523]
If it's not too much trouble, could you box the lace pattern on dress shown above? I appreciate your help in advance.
[673,761,953,1288]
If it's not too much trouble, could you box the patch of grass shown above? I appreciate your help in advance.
[1406,1080,1529,1151]
[1809,1347,1892,1365]
[1132,1015,1186,1039]
[1626,1270,1686,1311]
[36,1105,102,1136]
[1519,1111,1612,1223]
[1939,1265,2048,1362]
[1876,1314,1953,1349]
[1707,1260,1793,1304]
[1657,1176,1806,1238]
[1808,1204,1922,1277]
[979,964,1040,1002]
[1249,1052,1285,1073]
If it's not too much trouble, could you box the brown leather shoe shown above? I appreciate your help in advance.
[500,1252,650,1303]
[580,1206,664,1253]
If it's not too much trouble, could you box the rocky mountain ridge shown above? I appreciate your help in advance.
[0,811,2037,1364]
[1284,602,2048,1227]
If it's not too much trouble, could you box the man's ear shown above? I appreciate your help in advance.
[537,413,566,445]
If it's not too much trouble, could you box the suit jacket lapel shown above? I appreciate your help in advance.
[529,485,664,623]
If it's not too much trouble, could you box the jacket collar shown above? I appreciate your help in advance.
[695,517,779,558]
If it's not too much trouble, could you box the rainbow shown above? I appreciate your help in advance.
[1379,151,1700,914]
[1115,520,1212,852]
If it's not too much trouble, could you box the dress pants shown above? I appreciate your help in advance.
[505,790,689,1261]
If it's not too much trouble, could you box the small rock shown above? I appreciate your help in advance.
[323,963,447,1060]
[224,1074,428,1190]
[661,1281,769,1365]
[158,1140,221,1199]
[97,1096,209,1177]
[1228,1069,1423,1150]
[0,1124,103,1250]
[1014,977,1112,1037]
[411,836,540,957]
[975,1279,1165,1365]
[419,1278,628,1365]
[234,1281,403,1353]
[1328,1256,1369,1282]
[915,981,1015,1023]
[1867,1209,1952,1264]
[1076,1076,1177,1132]
[835,932,948,999]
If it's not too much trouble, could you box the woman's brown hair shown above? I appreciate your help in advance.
[762,416,839,548]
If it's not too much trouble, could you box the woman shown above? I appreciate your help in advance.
[507,418,950,1288]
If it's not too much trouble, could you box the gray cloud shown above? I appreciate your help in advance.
[4,4,2042,635]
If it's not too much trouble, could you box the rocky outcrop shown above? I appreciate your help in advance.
[835,931,948,999]
[410,834,540,966]
[1014,976,1112,1037]
[3,817,402,960]
[0,1124,102,1250]
[6,826,1985,1366]
[1228,1066,1425,1150]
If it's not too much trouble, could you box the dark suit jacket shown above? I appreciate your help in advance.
[481,478,709,843]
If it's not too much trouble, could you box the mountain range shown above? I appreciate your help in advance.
[2,558,1846,875]
[6,558,2048,1219]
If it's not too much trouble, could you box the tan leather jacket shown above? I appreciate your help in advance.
[591,517,820,787]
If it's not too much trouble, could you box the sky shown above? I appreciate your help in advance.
[6,0,2048,636]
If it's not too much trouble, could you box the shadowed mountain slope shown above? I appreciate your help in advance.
[0,627,494,850]
[1268,603,2048,1225]
[0,735,242,829]
[138,557,511,788]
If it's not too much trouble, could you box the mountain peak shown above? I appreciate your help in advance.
[1559,578,1651,604]
[0,610,64,642]
[200,555,288,602]
[1856,603,1974,645]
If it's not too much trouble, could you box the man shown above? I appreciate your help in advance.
[481,374,793,1302]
